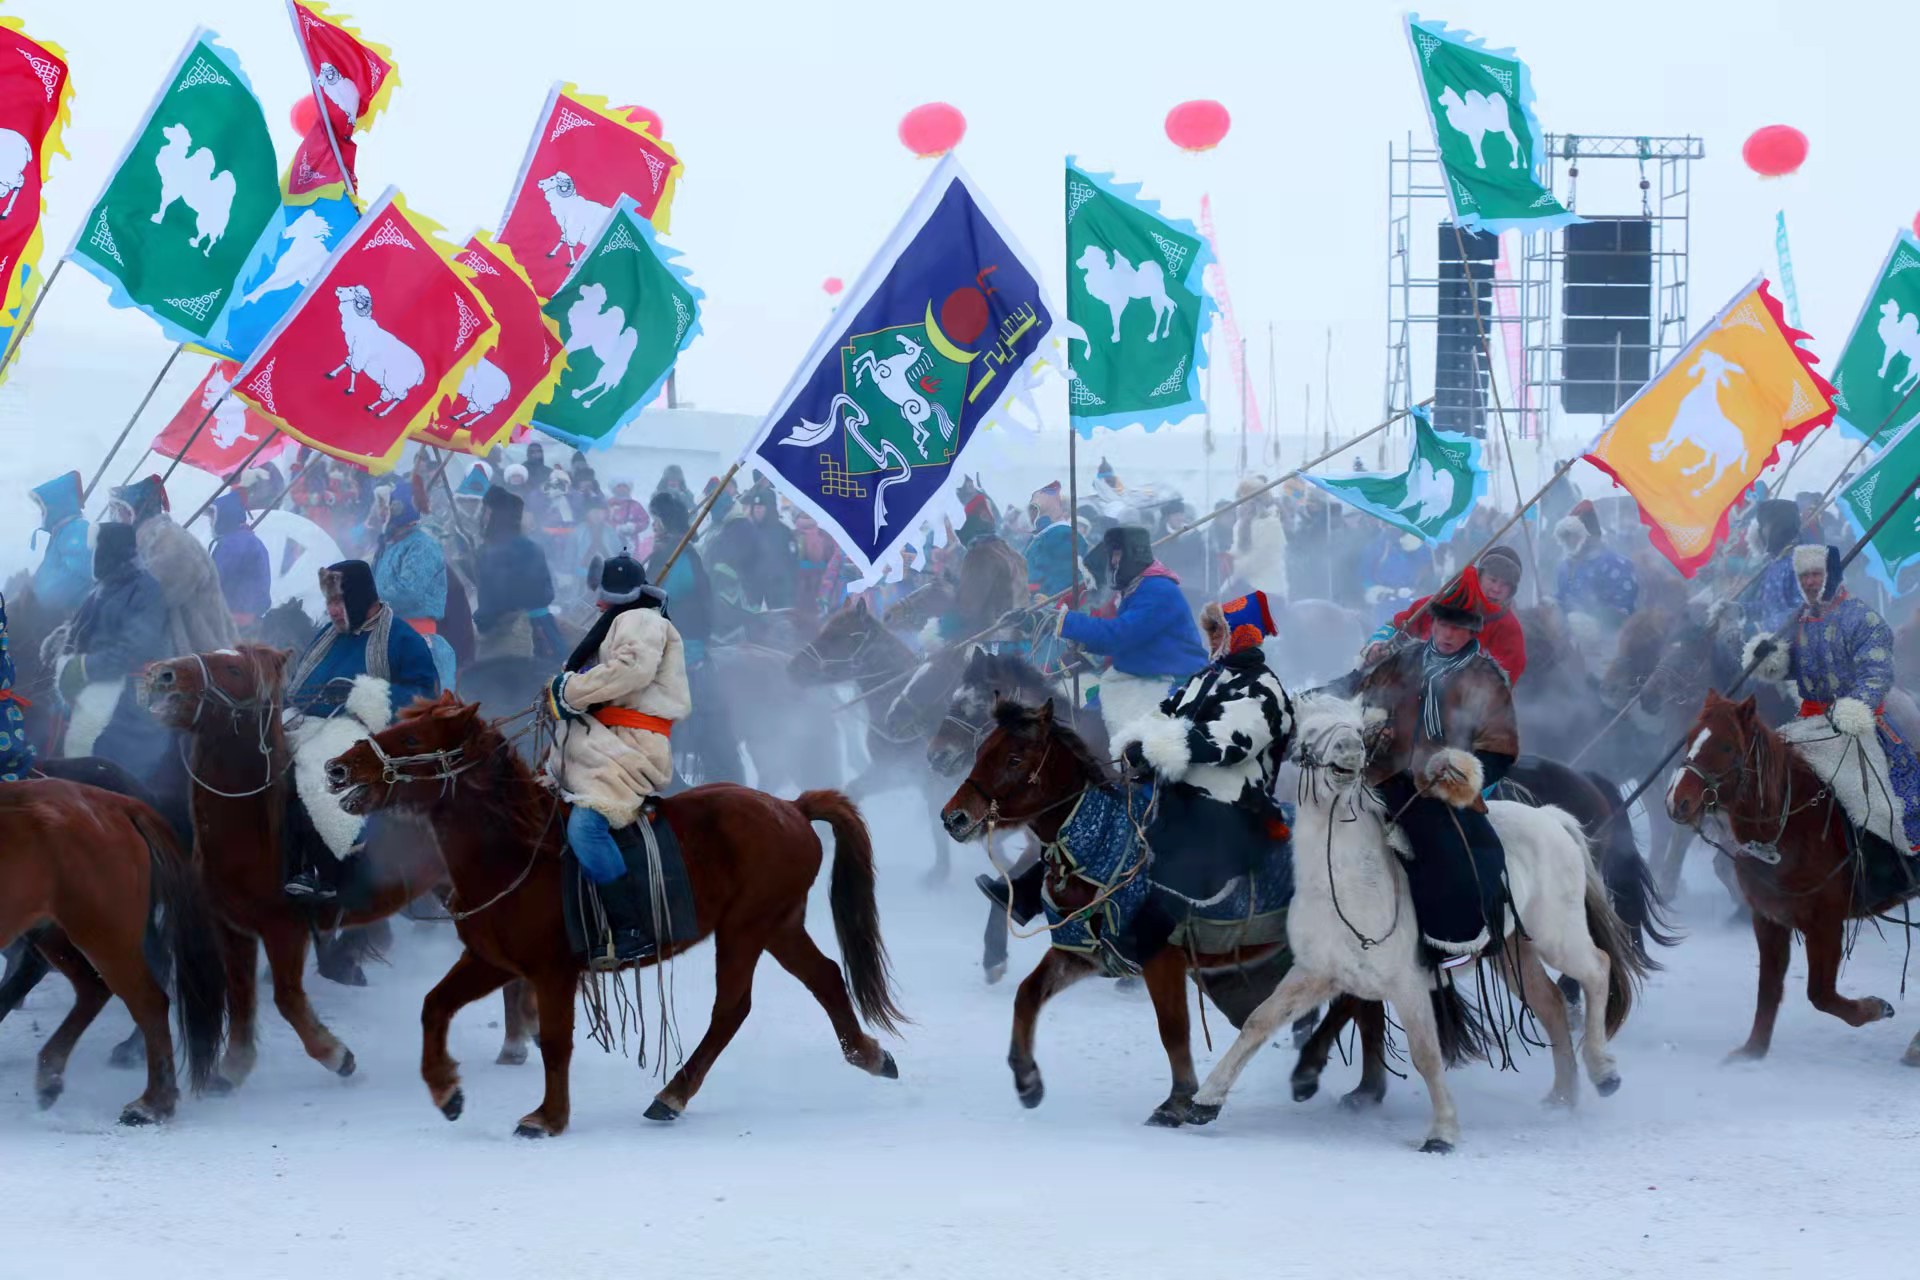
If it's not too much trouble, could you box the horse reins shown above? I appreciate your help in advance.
[164,654,286,799]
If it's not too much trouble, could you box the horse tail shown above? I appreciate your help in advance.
[796,789,909,1038]
[1430,985,1488,1069]
[134,809,229,1094]
[1581,769,1682,968]
[1576,832,1647,1040]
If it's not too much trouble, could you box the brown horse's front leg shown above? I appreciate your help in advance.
[1350,998,1390,1109]
[421,948,513,1122]
[1730,914,1792,1061]
[519,967,579,1137]
[1142,949,1196,1127]
[213,926,260,1093]
[259,923,352,1076]
[1008,948,1094,1108]
[497,979,536,1066]
[1804,917,1895,1028]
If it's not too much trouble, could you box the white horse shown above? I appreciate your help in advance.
[852,332,954,460]
[563,282,637,408]
[1436,86,1521,170]
[1647,350,1749,498]
[242,209,335,306]
[1876,299,1920,396]
[1075,245,1174,344]
[151,123,236,254]
[1182,694,1638,1152]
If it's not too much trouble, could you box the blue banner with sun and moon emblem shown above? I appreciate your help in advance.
[748,156,1054,583]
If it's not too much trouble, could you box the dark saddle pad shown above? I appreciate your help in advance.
[561,804,700,962]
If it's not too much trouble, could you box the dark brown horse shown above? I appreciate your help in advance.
[1668,690,1920,1066]
[0,778,227,1124]
[143,645,532,1090]
[328,693,907,1135]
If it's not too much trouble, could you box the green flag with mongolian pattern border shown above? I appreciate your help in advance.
[1406,15,1577,235]
[1839,417,1920,592]
[1829,229,1920,443]
[65,29,282,345]
[1065,161,1214,434]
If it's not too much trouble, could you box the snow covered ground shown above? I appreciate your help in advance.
[6,791,1919,1280]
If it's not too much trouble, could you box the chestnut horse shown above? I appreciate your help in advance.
[1668,691,1920,1066]
[327,693,907,1136]
[0,779,227,1124]
[142,645,534,1091]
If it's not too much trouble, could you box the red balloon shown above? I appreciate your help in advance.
[289,96,320,137]
[618,105,664,138]
[1165,100,1231,152]
[822,276,844,296]
[898,103,965,158]
[1742,125,1808,178]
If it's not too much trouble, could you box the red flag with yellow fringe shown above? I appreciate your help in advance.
[230,190,497,474]
[415,232,565,455]
[284,1,399,203]
[1583,277,1834,577]
[496,83,683,299]
[0,14,73,374]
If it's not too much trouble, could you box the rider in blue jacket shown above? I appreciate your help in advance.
[1058,525,1208,740]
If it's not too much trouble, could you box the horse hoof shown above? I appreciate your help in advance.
[35,1080,62,1110]
[335,1049,357,1078]
[1595,1073,1622,1098]
[1871,998,1896,1022]
[1015,1077,1045,1110]
[983,963,1006,986]
[1184,1101,1221,1126]
[1420,1138,1455,1155]
[1902,1045,1920,1068]
[108,1039,145,1069]
[119,1104,161,1127]
[208,1075,238,1097]
[495,1044,528,1067]
[1145,1107,1185,1129]
[1340,1086,1386,1112]
[513,1122,549,1139]
[643,1099,681,1123]
[1290,1074,1320,1103]
[440,1090,464,1122]
[877,1051,899,1080]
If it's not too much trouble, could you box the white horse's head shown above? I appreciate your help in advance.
[285,209,330,242]
[203,369,232,406]
[1292,693,1370,787]
[894,333,924,359]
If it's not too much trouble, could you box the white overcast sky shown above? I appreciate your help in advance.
[1,0,1911,532]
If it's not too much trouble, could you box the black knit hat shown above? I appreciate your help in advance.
[92,521,139,581]
[1096,524,1154,590]
[590,552,650,605]
[1478,544,1523,588]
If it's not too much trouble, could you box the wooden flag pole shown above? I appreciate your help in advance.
[182,429,283,527]
[157,393,230,489]
[0,259,65,387]
[244,449,327,531]
[284,0,358,205]
[83,343,188,503]
[657,458,742,579]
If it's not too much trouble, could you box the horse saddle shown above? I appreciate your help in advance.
[1149,790,1295,954]
[560,801,700,963]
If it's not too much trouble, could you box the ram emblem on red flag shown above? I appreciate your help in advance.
[496,83,683,298]
[284,1,398,202]
[152,360,294,475]
[231,189,497,474]
[0,15,74,365]
[419,231,564,454]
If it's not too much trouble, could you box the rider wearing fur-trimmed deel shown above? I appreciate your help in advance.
[1356,566,1519,972]
[544,552,690,968]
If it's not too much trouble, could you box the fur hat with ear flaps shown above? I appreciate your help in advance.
[1554,499,1601,549]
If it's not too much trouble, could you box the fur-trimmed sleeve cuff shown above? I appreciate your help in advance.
[1743,634,1792,686]
[344,674,394,732]
[1123,711,1194,781]
[1831,696,1877,737]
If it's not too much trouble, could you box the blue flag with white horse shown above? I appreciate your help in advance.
[746,156,1054,584]
[201,188,360,360]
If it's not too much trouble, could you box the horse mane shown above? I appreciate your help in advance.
[397,694,564,861]
[973,649,1052,703]
[991,697,1112,783]
[1738,708,1795,821]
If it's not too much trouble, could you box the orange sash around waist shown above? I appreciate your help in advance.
[1800,699,1902,745]
[592,706,673,737]
[0,688,28,708]
[405,617,438,637]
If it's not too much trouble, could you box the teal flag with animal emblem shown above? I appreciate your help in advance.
[1406,16,1577,235]
[1828,229,1920,443]
[1303,406,1485,541]
[1838,417,1920,592]
[1064,161,1213,434]
[65,30,282,346]
[748,155,1054,585]
[530,196,702,449]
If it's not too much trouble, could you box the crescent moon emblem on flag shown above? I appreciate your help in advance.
[923,301,979,365]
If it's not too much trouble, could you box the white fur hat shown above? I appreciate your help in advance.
[1792,544,1828,575]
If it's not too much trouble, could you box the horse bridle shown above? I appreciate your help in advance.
[797,619,887,681]
[1676,720,1829,855]
[161,654,286,799]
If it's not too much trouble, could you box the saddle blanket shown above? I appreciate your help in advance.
[1778,717,1907,855]
[1040,779,1294,960]
[561,804,700,963]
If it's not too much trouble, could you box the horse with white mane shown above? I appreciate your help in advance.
[1181,694,1642,1152]
[1436,86,1521,170]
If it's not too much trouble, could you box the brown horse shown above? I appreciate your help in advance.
[0,779,227,1124]
[1668,690,1920,1066]
[326,693,907,1135]
[143,645,533,1090]
[940,698,1325,1126]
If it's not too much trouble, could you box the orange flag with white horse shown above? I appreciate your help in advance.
[1582,277,1834,577]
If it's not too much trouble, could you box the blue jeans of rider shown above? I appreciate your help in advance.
[567,807,626,884]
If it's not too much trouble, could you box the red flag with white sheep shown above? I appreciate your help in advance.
[283,0,399,202]
[151,359,294,475]
[230,189,496,473]
[495,83,682,298]
[416,231,564,455]
[0,14,74,372]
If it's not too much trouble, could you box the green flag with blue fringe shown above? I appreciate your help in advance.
[1305,406,1485,541]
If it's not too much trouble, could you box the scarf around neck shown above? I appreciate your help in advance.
[1419,637,1480,740]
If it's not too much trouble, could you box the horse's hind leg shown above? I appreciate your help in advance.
[1346,997,1391,1110]
[83,934,180,1125]
[1505,940,1578,1107]
[496,979,536,1066]
[1394,975,1462,1153]
[1009,949,1095,1109]
[651,930,765,1122]
[765,914,895,1080]
[260,923,353,1076]
[1141,949,1197,1127]
[1730,913,1791,1062]
[1187,968,1339,1125]
[33,945,111,1112]
[1903,1027,1920,1068]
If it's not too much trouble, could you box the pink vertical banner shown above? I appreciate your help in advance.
[1198,195,1264,437]
[1492,231,1530,430]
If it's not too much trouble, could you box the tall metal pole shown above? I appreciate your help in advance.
[0,259,64,386]
[84,343,187,502]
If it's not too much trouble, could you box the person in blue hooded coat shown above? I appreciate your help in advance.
[28,471,93,616]
[373,486,457,690]
[210,490,272,630]
[58,523,172,780]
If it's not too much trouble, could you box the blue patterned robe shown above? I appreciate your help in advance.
[1,594,34,782]
[1744,552,1802,636]
[374,524,456,689]
[1788,593,1920,850]
[1555,546,1639,625]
